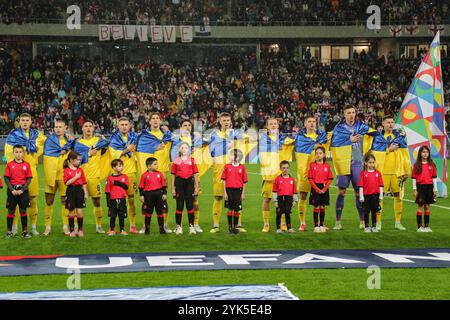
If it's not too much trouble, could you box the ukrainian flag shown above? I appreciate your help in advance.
[43,133,73,188]
[371,130,411,177]
[108,130,138,176]
[136,129,172,175]
[170,132,211,177]
[74,137,110,180]
[259,132,294,181]
[331,121,375,175]
[294,129,330,183]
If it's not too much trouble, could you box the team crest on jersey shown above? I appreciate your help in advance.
[157,174,160,178]
[239,169,242,173]
[290,180,293,184]
[23,166,27,171]
[122,178,125,182]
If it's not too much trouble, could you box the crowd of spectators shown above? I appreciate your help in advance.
[1,45,449,136]
[0,0,449,26]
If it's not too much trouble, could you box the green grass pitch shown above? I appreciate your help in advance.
[0,161,449,299]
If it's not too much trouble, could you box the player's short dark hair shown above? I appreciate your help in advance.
[382,115,394,122]
[118,117,130,122]
[82,119,94,126]
[19,113,32,120]
[280,160,290,168]
[343,105,356,113]
[111,159,124,168]
[13,145,24,151]
[304,115,316,121]
[180,119,192,127]
[146,157,158,167]
[54,117,66,125]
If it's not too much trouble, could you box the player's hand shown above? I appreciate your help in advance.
[88,149,98,156]
[60,150,67,155]
[172,189,177,198]
[84,192,88,201]
[140,196,145,203]
[350,134,361,143]
[194,187,199,196]
[319,189,324,194]
[75,171,82,179]
[11,190,18,196]
[292,202,297,208]
[224,194,228,201]
[389,144,399,152]
[434,190,439,198]
[241,193,245,201]
[360,199,364,203]
[67,134,74,141]
[161,125,169,132]
[162,194,167,201]
[156,143,165,151]
[413,190,418,198]
[274,201,278,208]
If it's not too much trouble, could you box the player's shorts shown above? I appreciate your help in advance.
[45,180,67,197]
[6,188,30,213]
[382,174,400,194]
[336,163,363,191]
[86,178,101,198]
[415,184,435,206]
[261,180,274,199]
[276,195,293,215]
[28,174,39,197]
[213,164,225,197]
[298,177,311,193]
[109,198,127,218]
[127,175,137,197]
[65,185,86,210]
[142,189,165,215]
[362,194,381,214]
[225,187,243,211]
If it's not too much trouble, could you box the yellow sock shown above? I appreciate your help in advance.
[62,207,69,226]
[281,214,286,224]
[194,199,200,225]
[238,211,242,226]
[164,213,169,225]
[29,197,38,226]
[128,196,136,226]
[394,197,403,223]
[44,204,53,227]
[212,198,222,226]
[298,199,307,224]
[377,200,383,223]
[94,206,102,225]
[263,210,270,224]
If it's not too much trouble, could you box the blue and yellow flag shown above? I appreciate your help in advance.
[108,130,138,176]
[331,120,375,175]
[136,129,172,175]
[371,130,410,177]
[294,129,330,185]
[43,133,74,187]
[74,136,110,180]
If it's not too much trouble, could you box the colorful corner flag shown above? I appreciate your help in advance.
[396,32,448,197]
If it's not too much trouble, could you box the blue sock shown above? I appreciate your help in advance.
[335,194,345,221]
[355,195,364,221]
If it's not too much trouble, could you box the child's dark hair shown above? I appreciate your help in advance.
[314,146,327,162]
[63,151,81,168]
[231,148,244,163]
[280,160,290,168]
[111,158,124,168]
[146,157,158,167]
[13,145,24,151]
[415,145,435,174]
[363,152,376,171]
